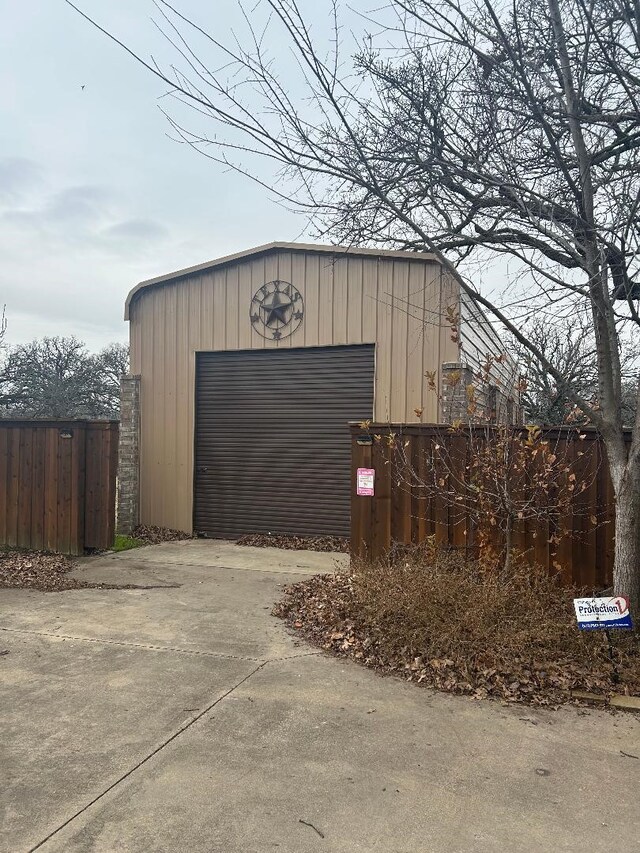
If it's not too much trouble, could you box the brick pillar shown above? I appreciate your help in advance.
[117,375,141,535]
[440,362,475,423]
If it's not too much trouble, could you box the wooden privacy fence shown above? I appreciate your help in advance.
[0,420,118,555]
[350,424,626,589]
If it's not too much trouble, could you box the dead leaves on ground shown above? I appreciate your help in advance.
[273,570,640,707]
[132,525,192,545]
[237,533,349,553]
[0,550,82,591]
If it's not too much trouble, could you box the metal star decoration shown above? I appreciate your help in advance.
[249,280,304,340]
[260,290,293,327]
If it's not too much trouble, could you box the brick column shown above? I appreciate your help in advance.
[117,375,141,535]
[440,362,475,423]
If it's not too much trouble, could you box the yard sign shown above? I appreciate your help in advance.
[357,467,375,497]
[573,596,633,630]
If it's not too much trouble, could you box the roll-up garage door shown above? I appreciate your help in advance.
[194,344,375,538]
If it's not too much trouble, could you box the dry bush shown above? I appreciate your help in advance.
[274,540,640,705]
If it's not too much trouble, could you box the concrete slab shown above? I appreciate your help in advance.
[0,543,327,661]
[33,654,640,853]
[2,539,639,853]
[86,539,347,575]
[0,631,257,853]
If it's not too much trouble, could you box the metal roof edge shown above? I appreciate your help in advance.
[124,241,440,320]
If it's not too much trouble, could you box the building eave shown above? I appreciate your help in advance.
[124,241,440,320]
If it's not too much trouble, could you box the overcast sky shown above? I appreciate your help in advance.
[0,0,307,350]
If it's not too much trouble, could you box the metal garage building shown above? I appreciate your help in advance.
[121,242,510,538]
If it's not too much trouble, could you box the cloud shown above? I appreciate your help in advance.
[1,183,114,234]
[0,176,178,347]
[0,157,42,203]
[102,218,168,243]
[0,185,165,255]
[45,185,113,224]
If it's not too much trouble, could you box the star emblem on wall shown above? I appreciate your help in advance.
[249,280,304,340]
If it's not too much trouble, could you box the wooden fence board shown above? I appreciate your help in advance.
[449,433,469,554]
[69,427,86,556]
[0,420,118,555]
[351,424,629,590]
[83,424,98,548]
[6,428,20,548]
[17,427,33,549]
[351,440,373,559]
[30,428,46,551]
[58,433,72,554]
[372,439,392,557]
[44,428,58,552]
[0,428,7,545]
[413,437,428,543]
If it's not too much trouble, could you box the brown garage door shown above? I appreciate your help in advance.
[194,345,374,538]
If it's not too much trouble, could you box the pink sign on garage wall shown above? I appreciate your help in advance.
[356,467,375,496]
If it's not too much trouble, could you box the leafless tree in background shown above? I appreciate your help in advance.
[68,0,640,613]
[512,316,598,425]
[513,315,638,426]
[0,337,129,419]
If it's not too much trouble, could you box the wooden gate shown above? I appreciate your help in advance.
[0,420,118,555]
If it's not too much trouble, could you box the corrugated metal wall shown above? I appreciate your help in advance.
[459,291,519,394]
[458,291,520,423]
[129,247,459,532]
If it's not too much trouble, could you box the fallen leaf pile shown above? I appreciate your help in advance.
[0,547,179,593]
[273,545,640,706]
[0,550,83,591]
[132,525,193,545]
[237,533,349,553]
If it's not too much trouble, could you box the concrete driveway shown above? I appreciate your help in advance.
[1,540,639,853]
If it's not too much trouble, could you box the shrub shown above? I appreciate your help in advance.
[274,540,640,704]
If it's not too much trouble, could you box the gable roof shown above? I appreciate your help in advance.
[124,241,440,320]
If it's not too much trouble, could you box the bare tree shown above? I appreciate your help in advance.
[622,379,639,428]
[0,337,128,419]
[512,316,597,425]
[68,0,640,613]
[389,422,600,575]
[512,316,638,426]
[95,342,130,416]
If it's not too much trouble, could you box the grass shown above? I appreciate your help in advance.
[112,534,144,552]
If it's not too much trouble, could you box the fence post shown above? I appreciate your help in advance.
[117,375,141,535]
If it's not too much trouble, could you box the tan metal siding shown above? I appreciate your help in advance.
[130,248,458,532]
[459,290,519,391]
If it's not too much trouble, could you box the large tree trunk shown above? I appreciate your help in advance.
[609,452,640,623]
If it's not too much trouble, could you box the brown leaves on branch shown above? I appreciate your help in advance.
[390,423,602,570]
